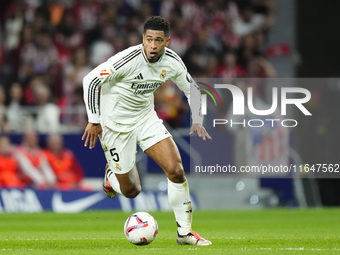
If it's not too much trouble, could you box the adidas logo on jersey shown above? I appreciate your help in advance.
[134,73,144,80]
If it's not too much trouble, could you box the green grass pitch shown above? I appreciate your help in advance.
[0,209,339,254]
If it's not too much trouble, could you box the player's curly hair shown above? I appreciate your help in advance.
[143,16,170,37]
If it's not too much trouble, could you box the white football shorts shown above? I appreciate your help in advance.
[100,113,172,174]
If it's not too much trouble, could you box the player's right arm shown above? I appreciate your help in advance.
[82,62,114,149]
[82,47,137,148]
[83,62,115,124]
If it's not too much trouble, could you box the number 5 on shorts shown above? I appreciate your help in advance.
[110,148,120,162]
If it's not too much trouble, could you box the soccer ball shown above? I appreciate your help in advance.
[124,212,158,245]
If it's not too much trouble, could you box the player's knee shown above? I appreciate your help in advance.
[167,164,185,183]
[122,184,141,198]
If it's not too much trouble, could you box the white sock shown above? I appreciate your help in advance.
[168,178,192,235]
[107,169,122,195]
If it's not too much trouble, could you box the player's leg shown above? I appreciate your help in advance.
[104,163,141,198]
[138,114,211,245]
[145,137,211,245]
[144,137,190,231]
[101,127,141,199]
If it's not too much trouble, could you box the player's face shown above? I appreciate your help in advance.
[143,30,170,63]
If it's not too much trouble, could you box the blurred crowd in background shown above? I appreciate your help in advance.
[0,0,279,133]
[0,0,282,189]
[0,132,86,190]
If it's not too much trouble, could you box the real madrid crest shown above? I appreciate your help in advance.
[160,69,166,80]
[116,163,122,171]
[102,143,108,152]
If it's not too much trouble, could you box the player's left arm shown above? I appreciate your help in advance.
[171,64,212,141]
[189,123,212,141]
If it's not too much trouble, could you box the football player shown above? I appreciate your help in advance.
[82,16,212,246]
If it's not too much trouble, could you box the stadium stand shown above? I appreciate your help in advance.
[0,0,286,198]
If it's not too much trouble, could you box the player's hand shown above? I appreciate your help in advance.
[189,123,212,141]
[82,123,103,149]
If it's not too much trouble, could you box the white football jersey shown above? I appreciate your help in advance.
[83,44,203,132]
